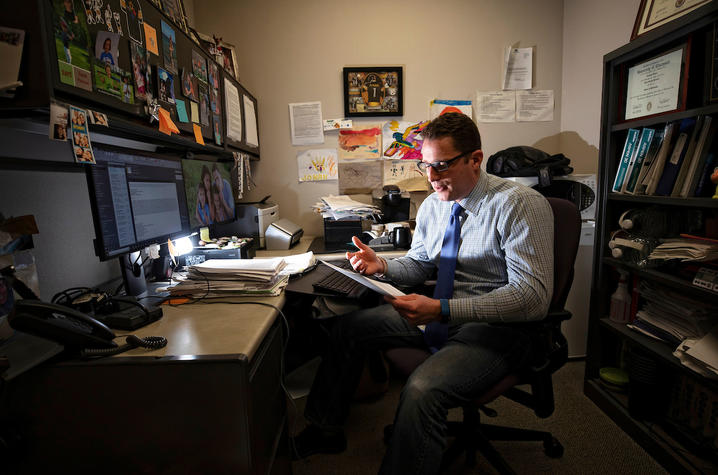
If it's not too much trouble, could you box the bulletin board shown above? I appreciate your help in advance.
[41,0,242,149]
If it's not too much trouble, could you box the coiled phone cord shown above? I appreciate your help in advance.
[80,335,167,358]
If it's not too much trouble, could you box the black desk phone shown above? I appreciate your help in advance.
[9,300,118,349]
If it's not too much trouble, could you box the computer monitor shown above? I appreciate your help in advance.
[180,160,236,230]
[86,146,191,295]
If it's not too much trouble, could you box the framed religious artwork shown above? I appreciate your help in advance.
[631,0,713,40]
[343,66,403,117]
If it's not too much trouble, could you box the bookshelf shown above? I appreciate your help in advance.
[586,3,718,474]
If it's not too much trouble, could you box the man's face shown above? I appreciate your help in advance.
[421,136,483,202]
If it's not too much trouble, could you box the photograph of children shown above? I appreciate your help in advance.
[121,71,135,104]
[87,110,108,126]
[160,0,186,32]
[157,66,175,104]
[208,61,219,90]
[161,20,177,74]
[181,68,197,101]
[192,50,208,83]
[94,62,122,98]
[69,105,95,163]
[49,102,68,141]
[121,0,144,44]
[52,0,92,90]
[210,85,220,116]
[130,42,151,100]
[181,161,235,229]
[199,83,210,126]
[94,31,119,67]
[213,114,222,146]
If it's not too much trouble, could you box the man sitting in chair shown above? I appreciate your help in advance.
[293,112,554,474]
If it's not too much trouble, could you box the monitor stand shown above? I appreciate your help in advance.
[119,251,148,297]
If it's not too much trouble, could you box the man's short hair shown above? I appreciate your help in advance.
[422,112,482,154]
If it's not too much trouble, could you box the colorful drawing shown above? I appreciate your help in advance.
[382,120,429,160]
[383,159,430,192]
[429,99,472,120]
[297,149,338,182]
[338,124,382,160]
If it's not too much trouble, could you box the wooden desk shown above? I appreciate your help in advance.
[2,298,290,475]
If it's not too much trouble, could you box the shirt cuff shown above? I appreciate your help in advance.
[440,299,450,323]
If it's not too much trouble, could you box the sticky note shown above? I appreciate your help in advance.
[190,101,199,123]
[199,227,210,242]
[158,107,179,135]
[175,99,189,123]
[193,123,205,145]
[144,23,159,55]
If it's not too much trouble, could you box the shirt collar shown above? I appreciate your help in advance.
[456,170,488,215]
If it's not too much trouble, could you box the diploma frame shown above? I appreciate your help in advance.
[631,0,713,40]
[343,66,403,117]
[621,42,690,122]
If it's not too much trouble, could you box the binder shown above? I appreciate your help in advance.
[612,128,640,192]
[655,118,696,196]
[644,122,677,195]
[632,127,664,195]
[671,116,704,197]
[680,116,716,197]
[622,128,655,194]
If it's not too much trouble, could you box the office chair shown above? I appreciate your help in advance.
[383,197,582,474]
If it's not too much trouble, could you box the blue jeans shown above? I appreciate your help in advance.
[304,304,532,475]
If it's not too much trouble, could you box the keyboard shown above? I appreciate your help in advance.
[312,263,367,298]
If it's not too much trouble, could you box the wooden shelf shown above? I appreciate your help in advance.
[610,104,718,133]
[602,258,718,303]
[607,193,718,208]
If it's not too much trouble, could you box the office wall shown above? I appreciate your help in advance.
[559,0,641,174]
[194,0,566,236]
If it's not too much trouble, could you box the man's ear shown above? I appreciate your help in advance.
[470,149,484,169]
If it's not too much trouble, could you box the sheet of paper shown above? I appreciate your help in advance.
[429,99,472,120]
[243,94,258,147]
[193,123,204,145]
[383,160,429,191]
[338,124,381,160]
[297,149,338,182]
[224,78,242,142]
[143,23,158,55]
[382,120,428,160]
[503,47,532,90]
[191,101,200,123]
[0,27,24,89]
[338,160,382,194]
[323,119,352,131]
[476,91,516,122]
[516,90,554,122]
[289,101,324,145]
[321,260,405,298]
[175,99,189,122]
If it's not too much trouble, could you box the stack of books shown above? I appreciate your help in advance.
[169,258,289,298]
[611,116,718,198]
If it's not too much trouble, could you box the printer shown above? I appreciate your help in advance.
[213,202,278,248]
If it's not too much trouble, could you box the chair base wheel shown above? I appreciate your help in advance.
[543,437,563,458]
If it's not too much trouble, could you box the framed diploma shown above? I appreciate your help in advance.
[343,67,403,117]
[631,0,713,40]
[623,43,690,121]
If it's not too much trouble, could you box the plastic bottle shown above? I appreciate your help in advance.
[609,270,632,324]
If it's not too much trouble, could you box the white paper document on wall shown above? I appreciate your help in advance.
[516,90,554,122]
[243,95,258,147]
[476,91,516,122]
[289,101,324,145]
[503,47,533,90]
[224,79,243,142]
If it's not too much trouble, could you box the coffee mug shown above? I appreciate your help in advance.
[392,227,411,249]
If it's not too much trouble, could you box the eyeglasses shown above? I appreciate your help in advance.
[417,150,473,173]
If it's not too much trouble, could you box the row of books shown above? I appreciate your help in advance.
[612,116,717,198]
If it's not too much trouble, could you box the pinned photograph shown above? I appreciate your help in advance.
[49,101,68,141]
[208,61,219,90]
[120,0,144,44]
[94,31,119,67]
[181,68,197,101]
[160,20,177,73]
[87,109,108,126]
[157,66,175,104]
[199,83,210,126]
[213,114,222,146]
[52,0,92,91]
[210,86,220,115]
[192,50,208,83]
[69,105,95,164]
[130,42,151,100]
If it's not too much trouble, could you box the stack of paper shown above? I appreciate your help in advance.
[313,195,381,220]
[627,280,716,347]
[648,238,718,262]
[169,258,289,297]
[674,326,718,379]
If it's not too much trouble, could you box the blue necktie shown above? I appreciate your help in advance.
[424,202,463,352]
